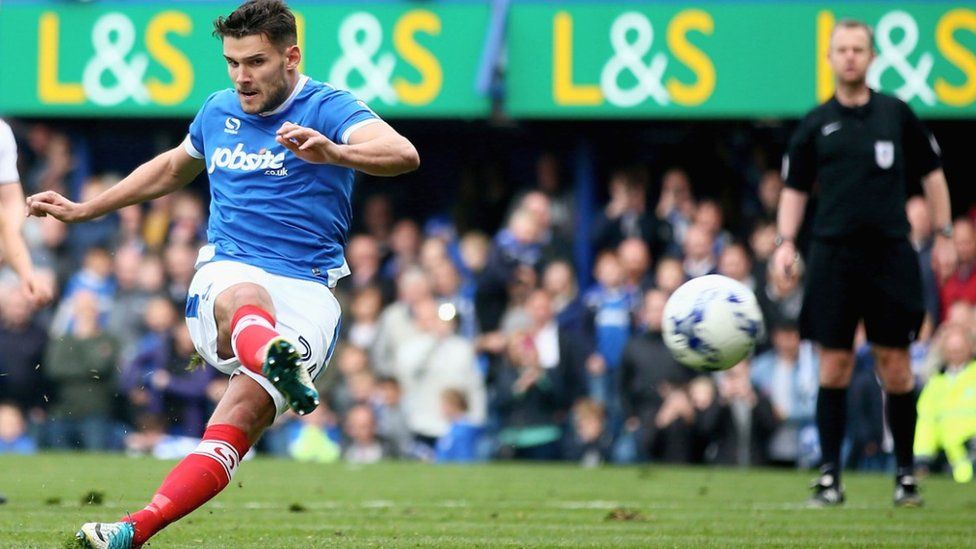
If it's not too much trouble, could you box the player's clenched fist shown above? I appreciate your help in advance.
[25,190,88,223]
[275,121,342,165]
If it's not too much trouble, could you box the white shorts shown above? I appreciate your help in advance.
[185,260,342,416]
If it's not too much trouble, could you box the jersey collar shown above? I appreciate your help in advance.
[259,74,309,117]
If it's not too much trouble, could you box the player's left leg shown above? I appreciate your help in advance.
[873,345,923,507]
[77,375,275,548]
[865,239,925,507]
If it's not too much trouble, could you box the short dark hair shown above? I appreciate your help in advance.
[213,0,297,49]
[832,18,875,51]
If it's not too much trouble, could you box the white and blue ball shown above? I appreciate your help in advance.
[662,274,764,372]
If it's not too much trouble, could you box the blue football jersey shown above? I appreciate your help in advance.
[184,75,379,286]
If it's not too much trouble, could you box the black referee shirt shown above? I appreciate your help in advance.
[783,89,941,239]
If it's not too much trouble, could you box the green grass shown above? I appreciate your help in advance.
[0,454,973,547]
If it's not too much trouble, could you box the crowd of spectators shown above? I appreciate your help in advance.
[1,122,974,478]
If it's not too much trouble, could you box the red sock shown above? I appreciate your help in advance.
[124,424,250,545]
[231,305,279,374]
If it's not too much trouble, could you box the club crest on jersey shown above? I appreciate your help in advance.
[224,117,241,135]
[875,141,894,169]
[208,143,287,176]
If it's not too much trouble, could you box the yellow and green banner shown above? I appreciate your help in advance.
[0,2,973,118]
[0,2,490,117]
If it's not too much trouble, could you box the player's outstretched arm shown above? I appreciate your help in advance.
[276,120,419,177]
[26,145,204,223]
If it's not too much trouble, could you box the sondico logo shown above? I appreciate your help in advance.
[208,144,287,177]
[224,117,241,135]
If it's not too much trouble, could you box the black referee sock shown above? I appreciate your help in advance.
[886,389,919,476]
[816,387,848,482]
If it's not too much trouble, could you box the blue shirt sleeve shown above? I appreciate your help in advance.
[318,89,380,145]
[185,92,220,159]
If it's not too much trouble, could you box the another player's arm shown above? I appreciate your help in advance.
[276,120,419,176]
[27,146,204,223]
[0,182,36,280]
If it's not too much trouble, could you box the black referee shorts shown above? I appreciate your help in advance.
[800,237,924,350]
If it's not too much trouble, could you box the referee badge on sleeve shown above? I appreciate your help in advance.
[875,141,894,169]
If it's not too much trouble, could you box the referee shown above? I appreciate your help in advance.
[773,19,956,507]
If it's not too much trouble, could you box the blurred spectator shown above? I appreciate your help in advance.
[372,267,432,374]
[113,204,145,250]
[650,384,696,463]
[361,194,394,245]
[458,231,490,286]
[435,388,482,463]
[50,247,115,336]
[382,219,422,281]
[322,345,370,415]
[844,325,889,472]
[653,256,686,296]
[0,402,37,454]
[142,196,173,251]
[345,285,384,349]
[655,168,695,256]
[0,286,49,412]
[915,323,976,482]
[532,152,574,241]
[342,404,388,464]
[289,404,342,464]
[593,166,664,254]
[701,362,779,466]
[67,175,119,261]
[43,290,119,450]
[751,322,820,467]
[744,169,783,229]
[906,196,940,325]
[584,251,637,417]
[163,242,196,304]
[756,255,804,341]
[394,298,485,446]
[167,192,206,246]
[107,244,152,362]
[477,209,544,331]
[373,376,414,459]
[494,332,565,460]
[542,260,587,335]
[748,220,777,287]
[25,125,73,195]
[430,259,478,339]
[693,199,732,258]
[718,243,756,292]
[618,289,696,462]
[124,413,202,460]
[617,238,653,291]
[120,317,213,438]
[337,234,394,305]
[939,218,976,319]
[564,398,612,467]
[682,224,717,279]
[518,190,572,265]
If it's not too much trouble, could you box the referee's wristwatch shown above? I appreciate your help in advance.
[937,223,954,239]
[774,234,794,248]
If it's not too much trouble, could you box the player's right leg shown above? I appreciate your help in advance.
[77,374,276,548]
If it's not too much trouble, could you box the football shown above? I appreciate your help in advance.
[662,274,765,371]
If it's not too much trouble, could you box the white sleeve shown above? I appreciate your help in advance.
[0,121,19,184]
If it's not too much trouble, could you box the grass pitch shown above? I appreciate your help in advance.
[0,454,972,547]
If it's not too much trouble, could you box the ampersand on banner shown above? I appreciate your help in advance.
[867,11,936,106]
[82,13,150,107]
[600,12,669,107]
[329,12,398,104]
